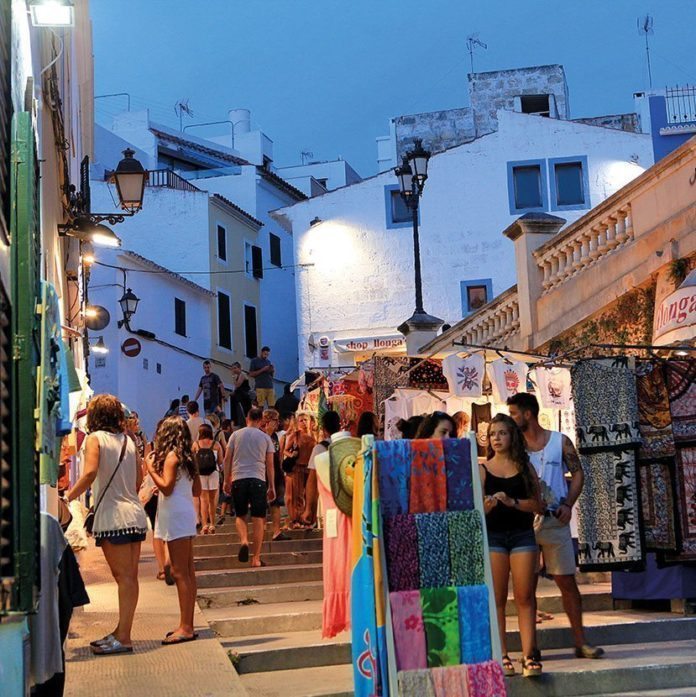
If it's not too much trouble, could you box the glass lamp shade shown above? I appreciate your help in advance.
[119,288,140,318]
[111,149,147,212]
[92,337,109,354]
[30,0,74,27]
[409,139,431,188]
[88,223,121,248]
[395,157,414,197]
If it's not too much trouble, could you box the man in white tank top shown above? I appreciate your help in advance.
[508,393,604,661]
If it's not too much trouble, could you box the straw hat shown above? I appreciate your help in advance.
[329,437,361,516]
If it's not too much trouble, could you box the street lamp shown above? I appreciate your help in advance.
[394,139,443,346]
[91,336,109,354]
[29,0,74,27]
[109,149,147,213]
[118,288,140,328]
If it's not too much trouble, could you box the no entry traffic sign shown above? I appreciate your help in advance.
[121,337,142,357]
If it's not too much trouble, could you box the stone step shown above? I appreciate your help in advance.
[194,529,322,546]
[198,580,325,608]
[195,549,323,571]
[196,563,323,589]
[240,664,354,697]
[227,613,696,674]
[195,538,323,557]
[236,640,696,697]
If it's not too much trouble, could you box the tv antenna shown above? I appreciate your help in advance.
[467,34,488,74]
[637,15,654,89]
[174,99,195,131]
[301,150,314,165]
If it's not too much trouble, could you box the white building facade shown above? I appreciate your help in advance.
[274,109,653,373]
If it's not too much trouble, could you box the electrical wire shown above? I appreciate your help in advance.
[92,260,312,277]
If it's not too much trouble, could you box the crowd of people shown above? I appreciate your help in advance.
[62,350,603,675]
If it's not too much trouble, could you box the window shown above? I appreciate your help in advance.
[251,245,263,278]
[384,184,415,229]
[156,363,162,374]
[549,156,589,210]
[217,291,232,349]
[244,305,258,359]
[507,159,547,214]
[521,94,550,116]
[460,279,493,316]
[317,178,328,189]
[217,224,227,261]
[269,233,282,267]
[174,298,186,336]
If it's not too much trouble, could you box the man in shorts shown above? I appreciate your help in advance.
[195,360,225,415]
[223,407,275,567]
[249,346,276,407]
[508,392,604,660]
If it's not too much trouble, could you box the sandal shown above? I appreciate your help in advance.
[522,656,542,678]
[575,643,604,659]
[89,633,115,648]
[202,525,210,535]
[156,571,166,581]
[91,637,133,655]
[502,654,515,677]
[209,525,215,534]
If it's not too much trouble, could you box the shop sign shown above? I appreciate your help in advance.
[333,335,406,353]
[653,286,696,344]
[121,337,142,357]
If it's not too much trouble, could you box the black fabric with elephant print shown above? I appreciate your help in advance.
[571,358,644,572]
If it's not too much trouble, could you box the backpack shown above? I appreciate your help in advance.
[196,447,217,476]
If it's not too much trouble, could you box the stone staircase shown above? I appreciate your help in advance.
[194,523,696,697]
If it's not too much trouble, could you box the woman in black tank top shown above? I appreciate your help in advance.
[480,414,544,678]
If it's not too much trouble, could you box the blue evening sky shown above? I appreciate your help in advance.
[91,0,696,176]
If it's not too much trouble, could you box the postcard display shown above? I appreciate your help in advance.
[374,434,506,697]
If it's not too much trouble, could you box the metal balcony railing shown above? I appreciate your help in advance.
[146,169,203,192]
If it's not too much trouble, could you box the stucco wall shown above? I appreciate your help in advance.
[283,110,653,373]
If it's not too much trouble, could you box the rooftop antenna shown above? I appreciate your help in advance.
[174,99,195,131]
[467,33,488,74]
[301,150,314,165]
[637,15,654,89]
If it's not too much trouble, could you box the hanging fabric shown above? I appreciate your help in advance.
[384,397,408,441]
[409,440,447,513]
[397,670,436,697]
[486,358,527,404]
[532,366,572,410]
[420,586,460,668]
[443,439,474,511]
[442,353,485,398]
[470,403,492,453]
[571,358,644,571]
[664,360,696,446]
[389,590,427,671]
[415,513,451,587]
[383,514,420,592]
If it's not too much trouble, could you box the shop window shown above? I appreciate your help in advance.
[269,233,281,267]
[384,184,415,229]
[244,304,258,359]
[550,156,589,211]
[507,159,547,214]
[174,298,186,336]
[460,279,493,316]
[217,224,227,261]
[218,291,232,349]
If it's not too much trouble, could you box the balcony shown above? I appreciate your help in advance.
[147,169,204,193]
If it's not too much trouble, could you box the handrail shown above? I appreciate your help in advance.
[146,169,203,193]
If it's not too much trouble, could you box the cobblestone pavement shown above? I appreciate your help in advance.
[65,537,247,697]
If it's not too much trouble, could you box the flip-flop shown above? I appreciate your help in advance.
[166,631,199,638]
[250,560,267,568]
[161,633,197,645]
[238,544,249,563]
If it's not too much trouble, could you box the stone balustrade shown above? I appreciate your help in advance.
[458,288,520,347]
[534,203,634,293]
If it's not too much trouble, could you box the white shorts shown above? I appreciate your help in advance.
[199,470,220,491]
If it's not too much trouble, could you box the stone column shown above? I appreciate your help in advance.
[503,212,566,350]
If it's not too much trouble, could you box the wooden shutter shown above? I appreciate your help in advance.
[9,112,41,612]
[244,305,258,359]
[174,297,186,336]
[251,245,263,279]
[269,233,281,267]
[217,292,231,349]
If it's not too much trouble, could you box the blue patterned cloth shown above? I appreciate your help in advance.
[415,513,451,588]
[375,439,411,517]
[457,584,492,663]
[444,438,473,511]
[448,511,485,586]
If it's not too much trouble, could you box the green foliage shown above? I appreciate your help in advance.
[668,258,691,289]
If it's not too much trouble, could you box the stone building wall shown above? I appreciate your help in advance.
[573,113,641,133]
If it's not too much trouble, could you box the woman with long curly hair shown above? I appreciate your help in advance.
[65,394,147,655]
[144,416,201,644]
[480,413,544,679]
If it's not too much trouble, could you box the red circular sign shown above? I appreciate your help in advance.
[121,338,142,357]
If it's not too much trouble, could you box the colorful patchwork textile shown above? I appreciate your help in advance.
[415,513,451,588]
[409,440,447,513]
[665,446,696,562]
[444,438,474,510]
[465,660,507,697]
[420,586,460,668]
[448,510,485,586]
[665,361,696,446]
[397,669,436,697]
[638,459,678,552]
[408,357,449,391]
[383,514,420,592]
[375,439,411,517]
[636,361,676,460]
[431,665,471,697]
[457,584,492,663]
[389,590,427,671]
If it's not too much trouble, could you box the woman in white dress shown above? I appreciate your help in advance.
[145,416,201,644]
[65,394,147,655]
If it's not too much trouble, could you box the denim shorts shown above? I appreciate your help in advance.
[487,528,538,554]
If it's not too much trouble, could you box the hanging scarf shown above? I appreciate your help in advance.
[457,584,492,663]
[375,439,411,517]
[636,361,676,460]
[389,591,427,671]
[444,438,474,511]
[448,511,485,586]
[415,513,451,588]
[665,360,696,445]
[397,669,436,697]
[420,586,460,668]
[431,666,471,697]
[383,514,420,592]
[409,439,447,513]
[466,660,506,697]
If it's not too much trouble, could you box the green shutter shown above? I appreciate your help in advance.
[9,111,40,613]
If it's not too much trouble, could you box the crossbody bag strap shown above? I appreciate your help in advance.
[93,434,128,517]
